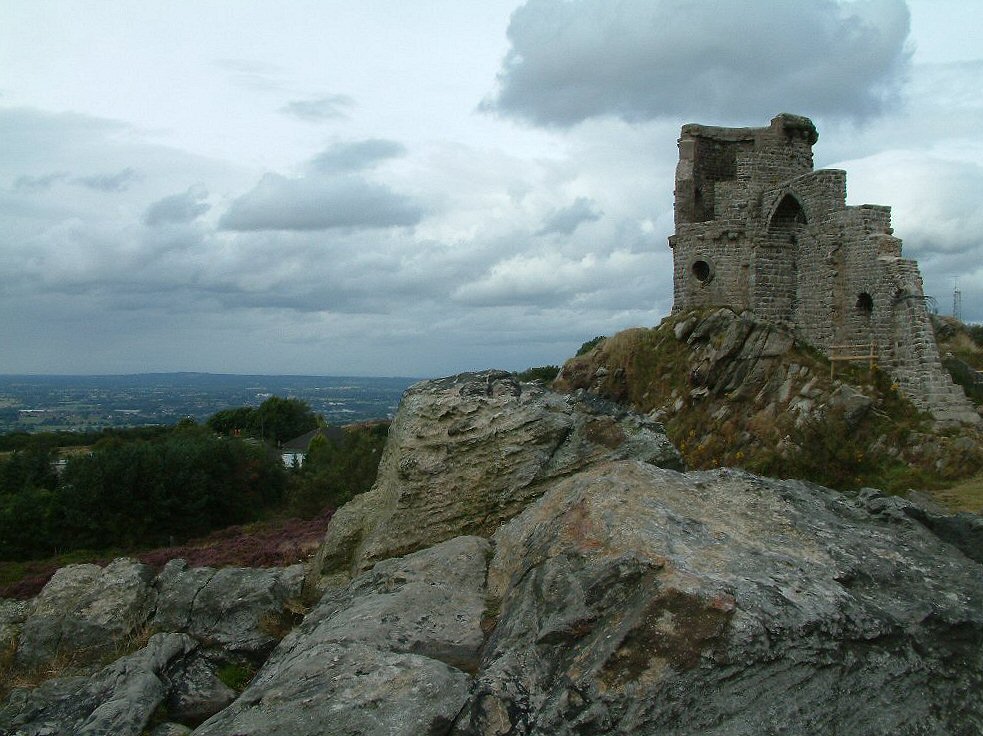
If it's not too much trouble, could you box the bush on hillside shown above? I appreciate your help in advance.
[285,423,388,518]
[515,365,560,383]
[0,426,286,560]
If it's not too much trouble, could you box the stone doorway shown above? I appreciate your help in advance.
[754,194,806,325]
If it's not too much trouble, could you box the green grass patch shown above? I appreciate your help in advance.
[927,474,983,513]
[217,662,256,691]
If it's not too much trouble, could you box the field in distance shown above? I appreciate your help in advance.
[0,373,420,434]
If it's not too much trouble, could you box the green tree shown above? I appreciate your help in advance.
[286,424,388,518]
[0,444,58,495]
[253,397,318,445]
[206,397,318,445]
[49,432,287,554]
[0,486,57,558]
[206,407,256,437]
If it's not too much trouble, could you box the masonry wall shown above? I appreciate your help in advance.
[669,114,979,424]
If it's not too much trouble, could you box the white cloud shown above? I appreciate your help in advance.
[1,1,982,376]
[485,0,911,126]
[74,167,140,192]
[309,139,407,173]
[536,196,602,236]
[453,248,660,308]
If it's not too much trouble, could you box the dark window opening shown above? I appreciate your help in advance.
[769,194,807,235]
[692,260,711,283]
[856,292,873,314]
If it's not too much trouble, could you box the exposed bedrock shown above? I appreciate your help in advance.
[307,370,682,590]
[454,461,983,735]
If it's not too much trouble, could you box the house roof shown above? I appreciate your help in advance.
[281,426,345,452]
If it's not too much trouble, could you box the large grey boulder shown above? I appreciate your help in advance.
[453,461,983,735]
[14,558,156,671]
[308,371,681,589]
[0,632,196,736]
[2,560,307,734]
[152,559,305,657]
[163,652,237,725]
[7,558,305,679]
[194,536,491,736]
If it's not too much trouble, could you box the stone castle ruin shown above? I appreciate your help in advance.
[669,113,979,424]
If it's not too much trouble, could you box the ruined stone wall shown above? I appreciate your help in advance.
[669,114,979,424]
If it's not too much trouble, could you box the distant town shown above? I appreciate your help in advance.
[0,373,420,434]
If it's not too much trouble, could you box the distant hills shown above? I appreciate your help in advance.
[0,373,420,433]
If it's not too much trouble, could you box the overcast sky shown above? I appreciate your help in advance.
[1,0,981,377]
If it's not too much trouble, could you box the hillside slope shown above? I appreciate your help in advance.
[555,308,983,498]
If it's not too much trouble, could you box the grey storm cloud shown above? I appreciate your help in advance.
[536,196,603,236]
[484,0,912,127]
[218,173,424,231]
[279,94,355,121]
[143,185,211,226]
[74,167,139,192]
[309,139,407,173]
[14,172,68,190]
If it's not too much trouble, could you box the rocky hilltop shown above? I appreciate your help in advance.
[307,371,681,590]
[556,307,983,493]
[2,371,982,735]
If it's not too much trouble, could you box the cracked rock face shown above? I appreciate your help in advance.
[14,559,157,671]
[453,461,983,735]
[186,462,982,735]
[193,536,492,736]
[307,371,682,590]
[1,632,197,736]
[1,562,305,736]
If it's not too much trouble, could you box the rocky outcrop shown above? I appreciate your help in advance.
[154,560,305,657]
[194,536,490,735]
[14,558,157,672]
[1,632,196,736]
[4,372,981,735]
[177,461,983,734]
[1,562,305,735]
[307,371,681,589]
[556,308,983,490]
[455,461,983,734]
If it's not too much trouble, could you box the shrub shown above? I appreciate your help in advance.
[515,365,560,383]
[0,430,287,560]
[285,424,388,518]
[216,662,256,692]
[576,336,607,356]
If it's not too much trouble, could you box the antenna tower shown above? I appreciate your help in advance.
[953,282,962,321]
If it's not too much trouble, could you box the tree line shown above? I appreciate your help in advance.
[0,397,388,561]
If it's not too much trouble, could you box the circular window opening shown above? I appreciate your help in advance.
[692,260,712,283]
[856,292,873,314]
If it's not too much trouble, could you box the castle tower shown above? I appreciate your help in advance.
[668,114,979,425]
